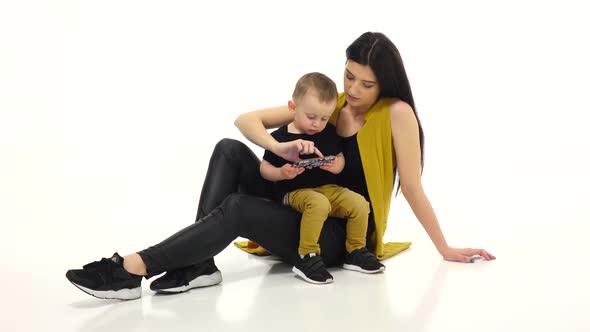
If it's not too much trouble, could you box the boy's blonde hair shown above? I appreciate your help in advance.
[292,72,338,103]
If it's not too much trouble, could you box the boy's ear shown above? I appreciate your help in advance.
[288,100,296,112]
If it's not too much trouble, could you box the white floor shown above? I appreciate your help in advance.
[3,209,590,332]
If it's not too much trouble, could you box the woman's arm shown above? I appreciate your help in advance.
[234,106,294,151]
[390,100,495,263]
[235,106,324,161]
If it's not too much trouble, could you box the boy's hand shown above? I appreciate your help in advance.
[280,163,305,180]
[319,153,345,174]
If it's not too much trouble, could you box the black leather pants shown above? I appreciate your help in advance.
[138,139,347,276]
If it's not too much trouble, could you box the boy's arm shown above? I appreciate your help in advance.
[319,124,345,174]
[319,152,345,174]
[260,160,286,181]
[334,152,345,174]
[261,159,306,181]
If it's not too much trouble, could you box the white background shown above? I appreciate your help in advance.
[1,1,589,331]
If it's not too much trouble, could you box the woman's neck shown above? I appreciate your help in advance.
[346,104,370,117]
[337,103,368,137]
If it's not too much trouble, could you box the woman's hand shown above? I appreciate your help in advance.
[272,139,324,162]
[440,247,496,263]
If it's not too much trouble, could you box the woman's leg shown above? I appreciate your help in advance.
[139,138,346,271]
[124,138,272,276]
[66,192,347,299]
[195,138,274,220]
[139,192,347,274]
[66,139,346,299]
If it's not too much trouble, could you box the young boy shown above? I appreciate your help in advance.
[261,72,385,285]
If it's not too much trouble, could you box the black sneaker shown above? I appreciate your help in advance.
[65,253,143,300]
[292,253,334,284]
[149,261,222,293]
[342,248,385,273]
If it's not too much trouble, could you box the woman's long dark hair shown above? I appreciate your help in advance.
[346,32,425,194]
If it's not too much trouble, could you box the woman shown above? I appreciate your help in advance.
[66,32,495,300]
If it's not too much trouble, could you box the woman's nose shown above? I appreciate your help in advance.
[349,81,359,95]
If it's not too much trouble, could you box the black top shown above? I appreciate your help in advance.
[338,133,375,240]
[263,123,342,200]
[337,133,370,202]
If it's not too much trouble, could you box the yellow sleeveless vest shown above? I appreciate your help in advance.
[329,94,411,259]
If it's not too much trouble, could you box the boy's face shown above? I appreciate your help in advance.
[289,90,336,135]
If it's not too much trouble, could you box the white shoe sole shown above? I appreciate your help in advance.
[155,271,222,293]
[342,264,385,274]
[292,266,333,284]
[69,282,142,300]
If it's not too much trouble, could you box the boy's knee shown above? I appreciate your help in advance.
[357,199,370,216]
[346,193,370,216]
[303,194,331,216]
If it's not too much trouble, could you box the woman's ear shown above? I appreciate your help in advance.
[288,100,296,112]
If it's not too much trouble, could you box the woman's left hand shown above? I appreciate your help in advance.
[441,247,496,263]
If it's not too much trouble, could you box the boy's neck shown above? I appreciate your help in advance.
[287,122,304,134]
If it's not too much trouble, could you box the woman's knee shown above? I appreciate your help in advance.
[219,192,273,225]
[220,192,245,210]
[213,138,250,157]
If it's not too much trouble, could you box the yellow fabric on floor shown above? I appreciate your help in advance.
[233,240,271,256]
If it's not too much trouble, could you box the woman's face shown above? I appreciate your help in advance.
[343,60,380,110]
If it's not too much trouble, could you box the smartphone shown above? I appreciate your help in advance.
[292,155,336,168]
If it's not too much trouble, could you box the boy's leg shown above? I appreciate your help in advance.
[322,185,385,273]
[287,189,331,256]
[287,189,335,284]
[321,185,370,253]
